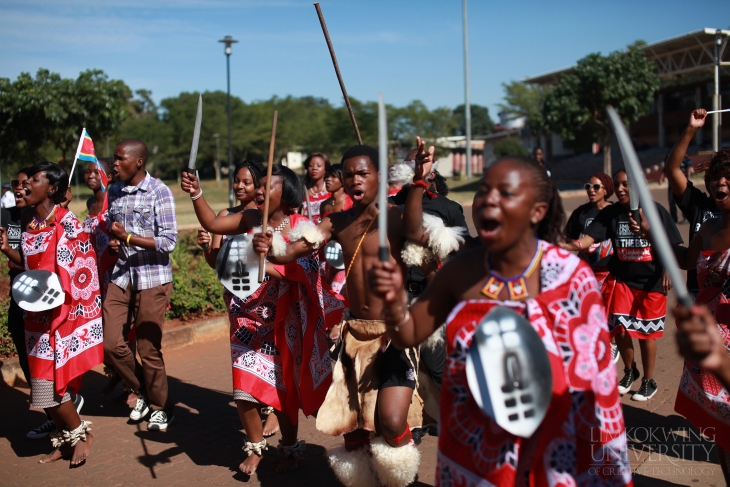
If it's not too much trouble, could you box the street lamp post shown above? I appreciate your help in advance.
[462,0,472,179]
[219,35,238,207]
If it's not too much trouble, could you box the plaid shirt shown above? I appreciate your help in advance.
[108,172,177,291]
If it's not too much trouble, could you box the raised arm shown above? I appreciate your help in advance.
[666,109,707,198]
[181,172,251,235]
[403,136,435,244]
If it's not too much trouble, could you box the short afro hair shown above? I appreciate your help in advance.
[341,145,379,171]
[705,148,730,185]
[26,161,69,204]
[270,164,304,210]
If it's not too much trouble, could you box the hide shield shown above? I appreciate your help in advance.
[466,306,553,438]
[216,234,263,300]
[12,270,65,312]
[324,241,345,270]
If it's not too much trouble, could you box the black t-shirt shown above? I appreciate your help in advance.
[1,206,23,279]
[565,202,613,269]
[673,181,720,293]
[393,187,469,284]
[584,202,683,294]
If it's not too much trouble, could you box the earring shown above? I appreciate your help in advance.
[531,218,537,224]
[47,191,53,197]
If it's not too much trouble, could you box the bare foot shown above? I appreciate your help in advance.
[276,455,299,473]
[239,453,263,476]
[38,446,67,464]
[262,413,280,438]
[71,432,93,467]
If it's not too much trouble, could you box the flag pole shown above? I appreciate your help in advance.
[68,127,86,183]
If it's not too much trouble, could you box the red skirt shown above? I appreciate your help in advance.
[593,268,609,290]
[601,276,665,339]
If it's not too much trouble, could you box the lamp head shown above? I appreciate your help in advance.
[218,35,238,55]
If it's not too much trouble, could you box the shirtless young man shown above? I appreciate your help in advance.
[253,144,429,487]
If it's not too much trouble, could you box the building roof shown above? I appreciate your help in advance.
[525,28,730,85]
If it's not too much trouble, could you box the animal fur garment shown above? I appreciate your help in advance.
[288,218,325,249]
[316,311,425,436]
[327,446,379,487]
[369,437,421,487]
[253,224,288,257]
[400,213,467,266]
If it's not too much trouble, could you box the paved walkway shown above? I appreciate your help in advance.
[0,184,726,486]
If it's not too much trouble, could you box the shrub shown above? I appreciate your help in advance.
[167,230,226,320]
[494,137,530,158]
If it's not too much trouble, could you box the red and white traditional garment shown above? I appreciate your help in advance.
[302,188,331,224]
[437,243,632,487]
[675,250,730,451]
[82,193,118,299]
[601,276,666,339]
[228,214,346,423]
[22,207,104,396]
[321,197,353,296]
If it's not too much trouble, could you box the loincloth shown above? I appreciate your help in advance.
[316,310,426,436]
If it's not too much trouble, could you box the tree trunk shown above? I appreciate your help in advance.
[603,135,611,176]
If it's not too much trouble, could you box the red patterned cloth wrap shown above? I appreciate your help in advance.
[82,193,118,300]
[594,269,610,290]
[227,214,346,423]
[675,250,730,451]
[437,243,632,487]
[302,189,331,224]
[601,275,666,339]
[22,207,104,396]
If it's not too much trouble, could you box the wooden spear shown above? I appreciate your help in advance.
[259,110,279,283]
[314,2,362,145]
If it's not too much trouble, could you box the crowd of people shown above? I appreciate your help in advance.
[1,108,729,485]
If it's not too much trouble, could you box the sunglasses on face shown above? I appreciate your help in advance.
[584,183,604,191]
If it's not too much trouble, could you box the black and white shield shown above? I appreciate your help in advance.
[12,270,65,312]
[465,306,553,438]
[216,234,263,300]
[324,241,345,270]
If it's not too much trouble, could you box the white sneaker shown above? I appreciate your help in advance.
[611,343,620,364]
[148,410,174,431]
[129,396,150,421]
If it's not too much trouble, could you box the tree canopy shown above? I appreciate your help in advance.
[541,47,659,174]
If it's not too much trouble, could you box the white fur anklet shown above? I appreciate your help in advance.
[288,219,325,249]
[369,436,421,487]
[50,430,65,449]
[243,438,268,457]
[327,445,379,487]
[63,420,92,447]
[278,439,306,459]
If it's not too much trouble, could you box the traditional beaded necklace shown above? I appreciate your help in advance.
[261,216,289,233]
[481,242,543,300]
[28,205,59,231]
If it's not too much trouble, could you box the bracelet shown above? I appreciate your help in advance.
[411,180,437,198]
[191,189,203,201]
[577,240,583,250]
[126,234,133,246]
[386,310,410,332]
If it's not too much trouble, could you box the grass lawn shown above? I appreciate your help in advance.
[65,176,480,230]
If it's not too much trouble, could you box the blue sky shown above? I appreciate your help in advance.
[0,0,727,119]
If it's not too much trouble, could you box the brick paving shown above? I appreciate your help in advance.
[0,182,726,486]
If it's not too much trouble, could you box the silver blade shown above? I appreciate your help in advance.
[606,106,691,308]
[377,92,388,261]
[187,94,203,172]
[626,159,640,211]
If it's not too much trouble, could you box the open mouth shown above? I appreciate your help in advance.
[715,190,729,202]
[351,189,365,201]
[479,219,501,239]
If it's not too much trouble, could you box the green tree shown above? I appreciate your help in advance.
[0,68,129,176]
[451,104,494,136]
[493,137,529,158]
[541,47,659,174]
[498,81,549,151]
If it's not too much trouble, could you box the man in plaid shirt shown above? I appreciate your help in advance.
[105,138,178,431]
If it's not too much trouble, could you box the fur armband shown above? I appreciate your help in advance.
[422,213,467,260]
[288,218,325,249]
[400,214,468,266]
[401,241,435,267]
[252,226,288,257]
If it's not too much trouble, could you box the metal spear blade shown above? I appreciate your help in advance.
[187,94,203,173]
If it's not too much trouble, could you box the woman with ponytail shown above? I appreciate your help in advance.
[369,157,631,486]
